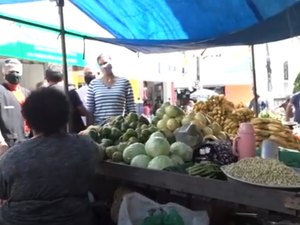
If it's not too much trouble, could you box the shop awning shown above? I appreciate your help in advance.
[0,0,299,53]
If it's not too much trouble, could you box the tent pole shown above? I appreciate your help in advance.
[56,0,72,132]
[250,45,259,116]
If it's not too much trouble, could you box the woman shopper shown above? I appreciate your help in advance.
[86,54,136,125]
[0,88,101,225]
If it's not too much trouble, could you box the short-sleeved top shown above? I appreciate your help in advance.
[291,92,300,123]
[86,77,136,125]
[0,134,100,225]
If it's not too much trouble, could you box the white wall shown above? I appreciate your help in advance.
[253,38,300,99]
[20,63,45,90]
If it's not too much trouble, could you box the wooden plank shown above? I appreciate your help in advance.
[97,162,299,216]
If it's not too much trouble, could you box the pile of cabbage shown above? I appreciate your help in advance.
[122,131,193,170]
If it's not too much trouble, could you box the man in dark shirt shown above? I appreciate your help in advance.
[44,65,92,133]
[0,58,30,147]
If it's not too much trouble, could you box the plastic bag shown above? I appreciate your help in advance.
[118,192,209,225]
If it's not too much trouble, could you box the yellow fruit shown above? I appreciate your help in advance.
[194,112,207,125]
[217,132,227,140]
[268,135,288,147]
[202,126,213,136]
[191,120,206,134]
[166,118,180,132]
[267,124,283,132]
[210,122,222,134]
[181,116,193,125]
[254,129,270,137]
[203,134,218,142]
[251,118,264,124]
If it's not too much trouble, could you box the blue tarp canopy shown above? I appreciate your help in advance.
[0,0,300,53]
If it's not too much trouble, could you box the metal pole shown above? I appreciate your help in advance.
[266,43,272,92]
[56,0,72,132]
[250,45,259,116]
[196,56,200,81]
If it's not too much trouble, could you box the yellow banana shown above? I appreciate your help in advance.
[254,129,270,137]
[267,124,283,132]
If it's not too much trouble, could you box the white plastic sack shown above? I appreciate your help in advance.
[118,192,209,225]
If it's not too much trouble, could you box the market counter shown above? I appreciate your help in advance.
[97,161,300,217]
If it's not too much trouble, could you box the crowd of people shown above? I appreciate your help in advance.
[0,54,137,225]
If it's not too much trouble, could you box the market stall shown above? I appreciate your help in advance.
[80,99,300,224]
[96,161,300,216]
[2,1,300,224]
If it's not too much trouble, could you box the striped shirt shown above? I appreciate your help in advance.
[86,77,136,124]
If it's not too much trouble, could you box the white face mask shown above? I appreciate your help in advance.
[100,62,113,75]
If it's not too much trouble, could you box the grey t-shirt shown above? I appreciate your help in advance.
[0,134,100,225]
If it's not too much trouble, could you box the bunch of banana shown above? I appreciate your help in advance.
[207,106,226,127]
[223,108,255,136]
[194,95,234,128]
[223,119,239,137]
[186,112,228,141]
[186,162,226,180]
[194,96,255,137]
[251,118,300,150]
[232,108,255,121]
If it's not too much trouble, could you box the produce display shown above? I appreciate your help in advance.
[152,102,185,133]
[152,101,229,144]
[251,117,300,150]
[82,109,228,180]
[83,113,195,169]
[81,112,159,161]
[180,112,227,141]
[193,95,234,128]
[223,157,300,187]
[193,95,255,136]
[81,97,300,187]
[125,132,194,170]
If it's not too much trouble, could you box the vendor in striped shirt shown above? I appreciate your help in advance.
[86,54,136,125]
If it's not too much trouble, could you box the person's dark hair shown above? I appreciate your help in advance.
[22,88,69,135]
[84,71,95,85]
[35,81,44,89]
[45,68,63,83]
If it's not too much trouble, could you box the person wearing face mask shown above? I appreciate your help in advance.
[86,54,136,125]
[0,58,30,147]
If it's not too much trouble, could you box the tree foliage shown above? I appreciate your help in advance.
[293,72,300,93]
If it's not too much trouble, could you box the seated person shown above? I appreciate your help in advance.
[0,88,102,225]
